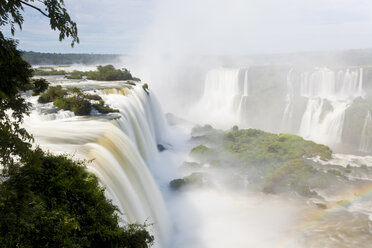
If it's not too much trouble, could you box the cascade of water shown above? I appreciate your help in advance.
[85,125,170,246]
[243,69,249,97]
[299,68,364,145]
[200,68,241,109]
[281,68,295,132]
[100,85,168,161]
[24,86,171,247]
[359,111,372,153]
[300,68,363,100]
[199,68,241,125]
[236,68,250,126]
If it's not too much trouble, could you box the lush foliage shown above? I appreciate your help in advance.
[188,125,335,197]
[66,65,135,81]
[38,85,68,103]
[223,129,332,162]
[0,150,154,248]
[38,85,119,115]
[54,96,92,115]
[67,70,86,79]
[93,100,120,114]
[0,0,78,46]
[33,68,67,76]
[0,34,33,173]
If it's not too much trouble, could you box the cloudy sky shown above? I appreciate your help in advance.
[5,0,372,55]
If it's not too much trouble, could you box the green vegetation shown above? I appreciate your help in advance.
[93,100,120,114]
[23,51,121,65]
[223,129,332,163]
[142,83,149,94]
[38,85,68,103]
[188,125,334,197]
[190,145,216,162]
[1,2,153,247]
[85,94,102,101]
[54,96,92,115]
[67,70,86,79]
[170,173,203,190]
[66,65,136,81]
[33,68,67,76]
[23,78,50,96]
[0,150,153,248]
[37,85,119,115]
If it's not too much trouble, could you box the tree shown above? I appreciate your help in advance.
[0,2,154,247]
[0,0,78,174]
[0,0,79,45]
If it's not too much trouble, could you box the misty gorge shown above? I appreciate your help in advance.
[2,1,372,248]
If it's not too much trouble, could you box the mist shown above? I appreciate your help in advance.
[126,0,372,114]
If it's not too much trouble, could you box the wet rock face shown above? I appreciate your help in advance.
[157,144,166,152]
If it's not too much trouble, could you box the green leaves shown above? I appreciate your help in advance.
[0,0,79,46]
[0,152,154,248]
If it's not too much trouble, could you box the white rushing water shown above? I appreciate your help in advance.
[298,68,364,146]
[281,68,295,132]
[197,66,368,151]
[359,111,372,153]
[198,68,250,127]
[25,83,170,247]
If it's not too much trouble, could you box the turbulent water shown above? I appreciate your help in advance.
[26,66,372,248]
[24,79,170,247]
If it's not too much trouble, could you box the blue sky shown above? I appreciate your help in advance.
[4,0,372,54]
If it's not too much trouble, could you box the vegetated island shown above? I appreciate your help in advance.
[34,64,141,81]
[35,85,119,116]
[171,125,372,200]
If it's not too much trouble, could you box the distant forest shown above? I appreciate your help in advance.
[22,51,122,65]
[23,48,372,66]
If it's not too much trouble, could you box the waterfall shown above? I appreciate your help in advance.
[281,68,295,132]
[24,86,170,247]
[199,68,250,127]
[200,68,241,114]
[101,85,168,161]
[298,67,364,145]
[243,69,249,96]
[237,69,250,126]
[359,111,372,153]
[198,66,367,150]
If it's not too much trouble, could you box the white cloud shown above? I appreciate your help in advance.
[136,0,372,56]
[4,0,372,54]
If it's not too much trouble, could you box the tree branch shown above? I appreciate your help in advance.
[20,1,49,17]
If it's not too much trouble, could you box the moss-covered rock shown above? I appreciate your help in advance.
[169,173,203,190]
[190,145,216,162]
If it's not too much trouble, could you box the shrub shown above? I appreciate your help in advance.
[33,68,67,76]
[0,150,154,248]
[31,78,49,95]
[37,85,67,103]
[54,96,92,116]
[92,100,119,114]
[85,94,102,101]
[66,70,85,79]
